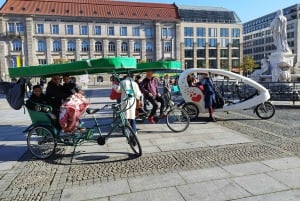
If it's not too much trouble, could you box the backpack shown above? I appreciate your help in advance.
[0,78,26,110]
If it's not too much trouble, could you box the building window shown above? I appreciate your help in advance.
[220,38,229,48]
[232,49,240,57]
[209,38,217,47]
[208,28,217,37]
[209,49,217,57]
[197,27,205,37]
[95,41,102,52]
[197,60,205,68]
[51,25,59,34]
[232,59,240,68]
[220,60,229,70]
[184,50,193,58]
[67,40,76,51]
[66,25,74,35]
[133,27,140,36]
[120,27,127,36]
[12,40,22,51]
[53,40,61,52]
[80,25,88,35]
[134,42,141,52]
[197,38,205,47]
[185,60,193,69]
[108,41,115,52]
[37,40,46,52]
[16,23,23,32]
[220,49,229,57]
[209,59,217,69]
[232,39,240,47]
[147,58,153,62]
[94,26,101,35]
[38,59,47,65]
[107,27,115,36]
[232,28,240,37]
[36,24,44,34]
[197,49,205,58]
[121,42,128,52]
[162,28,173,37]
[81,41,89,52]
[184,38,193,48]
[184,27,193,37]
[146,42,153,52]
[145,28,152,37]
[220,28,229,37]
[164,41,171,52]
[8,23,15,33]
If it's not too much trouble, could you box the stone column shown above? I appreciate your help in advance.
[75,39,81,60]
[141,39,146,61]
[155,23,162,61]
[217,43,220,69]
[46,38,52,64]
[25,17,35,65]
[180,42,184,69]
[103,39,108,57]
[116,39,121,57]
[228,43,232,70]
[175,23,181,61]
[193,42,197,68]
[129,39,134,57]
[61,38,67,59]
[205,42,209,68]
[89,38,95,58]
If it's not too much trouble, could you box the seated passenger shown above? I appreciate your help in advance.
[63,75,79,97]
[26,85,49,112]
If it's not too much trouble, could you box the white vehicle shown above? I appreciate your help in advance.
[178,68,275,120]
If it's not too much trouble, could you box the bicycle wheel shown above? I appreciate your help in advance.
[27,126,56,159]
[255,102,275,119]
[182,102,199,120]
[123,125,142,157]
[166,107,190,133]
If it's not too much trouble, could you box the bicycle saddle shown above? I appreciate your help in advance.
[86,108,100,114]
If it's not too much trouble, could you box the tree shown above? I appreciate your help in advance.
[240,56,258,75]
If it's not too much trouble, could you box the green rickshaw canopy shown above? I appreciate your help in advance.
[135,61,181,72]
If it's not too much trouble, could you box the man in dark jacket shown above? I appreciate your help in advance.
[141,71,165,124]
[46,75,68,117]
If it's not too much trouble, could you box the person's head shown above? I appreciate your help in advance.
[200,72,208,79]
[164,74,169,79]
[32,85,42,97]
[63,75,71,84]
[51,75,61,86]
[135,75,141,81]
[146,70,153,79]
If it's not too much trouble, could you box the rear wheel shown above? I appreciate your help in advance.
[182,103,199,120]
[166,108,190,133]
[27,126,56,159]
[255,102,275,119]
[123,125,142,157]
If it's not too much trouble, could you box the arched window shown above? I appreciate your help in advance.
[95,41,102,52]
[108,41,115,52]
[81,40,89,52]
[164,41,171,52]
[121,42,128,52]
[133,42,140,52]
[37,40,46,52]
[53,40,61,52]
[146,42,153,52]
[67,40,76,52]
[12,40,22,51]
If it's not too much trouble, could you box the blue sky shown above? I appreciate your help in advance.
[0,0,299,22]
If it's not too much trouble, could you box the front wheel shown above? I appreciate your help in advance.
[182,102,199,120]
[255,102,275,119]
[166,108,190,133]
[123,125,142,157]
[27,126,56,159]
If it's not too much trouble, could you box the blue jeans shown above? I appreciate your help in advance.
[128,119,137,133]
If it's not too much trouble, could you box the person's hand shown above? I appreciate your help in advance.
[148,93,153,97]
[157,93,161,97]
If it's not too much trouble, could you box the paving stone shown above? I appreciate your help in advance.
[267,168,300,188]
[128,172,186,192]
[61,179,130,201]
[222,161,273,176]
[235,190,300,201]
[178,167,230,183]
[233,173,289,195]
[110,187,185,201]
[262,157,300,170]
[177,178,250,201]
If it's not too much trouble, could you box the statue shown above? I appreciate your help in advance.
[251,59,270,81]
[270,10,290,53]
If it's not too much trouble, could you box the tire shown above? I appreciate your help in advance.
[166,108,190,133]
[123,125,142,157]
[182,103,199,120]
[27,126,56,159]
[255,102,275,119]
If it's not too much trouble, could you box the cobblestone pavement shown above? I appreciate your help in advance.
[1,91,300,200]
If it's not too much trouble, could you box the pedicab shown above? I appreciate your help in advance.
[133,61,190,132]
[179,68,275,120]
[8,57,142,159]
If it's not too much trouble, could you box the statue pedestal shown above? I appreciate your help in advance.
[269,51,295,82]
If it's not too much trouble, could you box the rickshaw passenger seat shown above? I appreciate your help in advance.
[86,108,100,114]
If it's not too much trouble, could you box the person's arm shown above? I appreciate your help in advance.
[140,79,150,95]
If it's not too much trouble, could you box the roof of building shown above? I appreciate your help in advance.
[0,0,179,21]
[178,5,241,24]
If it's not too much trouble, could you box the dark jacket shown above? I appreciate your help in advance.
[46,81,68,111]
[63,82,77,97]
[26,93,48,111]
[141,77,159,97]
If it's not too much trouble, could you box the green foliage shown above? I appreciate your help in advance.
[240,56,258,74]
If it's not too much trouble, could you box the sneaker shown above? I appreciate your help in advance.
[148,116,155,124]
[208,117,217,122]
